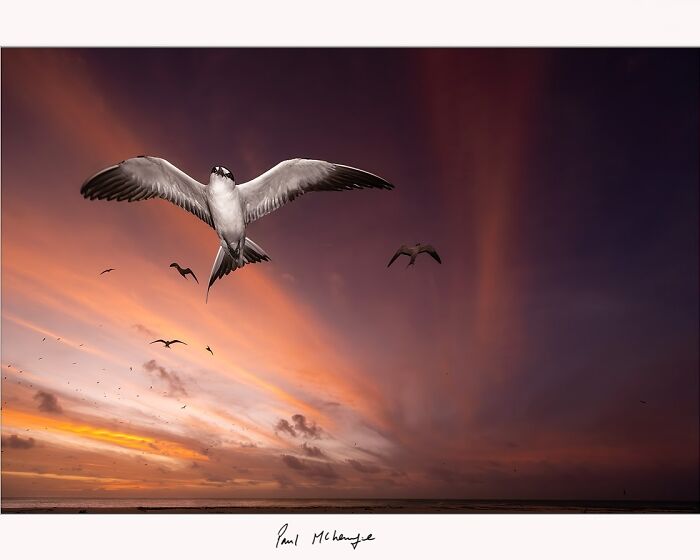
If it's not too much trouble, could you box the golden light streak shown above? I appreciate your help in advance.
[2,409,207,461]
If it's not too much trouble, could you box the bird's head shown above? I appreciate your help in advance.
[211,165,235,184]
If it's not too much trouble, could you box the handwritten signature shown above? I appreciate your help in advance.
[276,523,375,550]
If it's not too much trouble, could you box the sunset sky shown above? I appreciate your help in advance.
[1,48,697,501]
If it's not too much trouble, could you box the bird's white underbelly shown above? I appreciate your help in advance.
[208,187,245,248]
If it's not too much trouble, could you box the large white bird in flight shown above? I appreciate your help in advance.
[81,156,394,300]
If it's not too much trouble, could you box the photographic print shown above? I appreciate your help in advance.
[1,47,698,515]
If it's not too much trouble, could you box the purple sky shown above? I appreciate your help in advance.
[1,48,698,500]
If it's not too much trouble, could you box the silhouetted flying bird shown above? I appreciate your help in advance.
[150,339,187,348]
[170,262,199,283]
[387,243,442,267]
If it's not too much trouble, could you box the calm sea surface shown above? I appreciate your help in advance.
[2,498,698,513]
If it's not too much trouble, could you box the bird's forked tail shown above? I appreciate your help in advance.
[207,246,233,302]
[206,237,270,302]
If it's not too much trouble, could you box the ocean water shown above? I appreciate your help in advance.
[2,498,698,513]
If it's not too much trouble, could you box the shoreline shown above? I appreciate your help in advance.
[3,503,698,514]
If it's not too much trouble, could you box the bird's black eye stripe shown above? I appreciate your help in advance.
[211,166,234,181]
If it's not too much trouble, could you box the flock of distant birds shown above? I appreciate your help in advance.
[2,333,196,414]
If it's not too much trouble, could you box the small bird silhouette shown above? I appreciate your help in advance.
[387,243,442,268]
[206,345,214,356]
[639,400,648,405]
[170,263,199,283]
[100,268,115,275]
[150,339,187,348]
[181,404,187,409]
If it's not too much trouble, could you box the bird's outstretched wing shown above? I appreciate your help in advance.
[387,246,411,267]
[185,269,199,284]
[150,339,167,345]
[238,159,394,224]
[169,340,187,346]
[81,156,214,228]
[420,244,442,264]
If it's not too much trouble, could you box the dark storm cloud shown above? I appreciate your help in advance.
[353,445,387,461]
[301,442,326,458]
[33,390,63,414]
[142,359,187,397]
[1,435,36,449]
[347,459,381,474]
[323,401,341,408]
[275,419,297,437]
[292,414,322,439]
[306,461,339,480]
[307,461,338,480]
[276,414,323,439]
[281,454,305,470]
[280,454,339,480]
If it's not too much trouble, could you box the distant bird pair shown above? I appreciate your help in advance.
[150,339,214,356]
[101,263,197,282]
